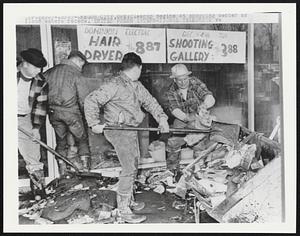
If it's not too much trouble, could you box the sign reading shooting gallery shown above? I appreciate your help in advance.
[77,25,166,63]
[167,29,246,63]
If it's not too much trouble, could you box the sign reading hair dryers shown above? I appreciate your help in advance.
[77,25,166,63]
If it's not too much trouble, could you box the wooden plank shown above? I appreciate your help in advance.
[221,165,282,223]
[207,156,281,222]
[183,143,218,172]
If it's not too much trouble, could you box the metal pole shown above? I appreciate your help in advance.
[247,23,255,131]
[40,23,59,181]
[18,126,80,172]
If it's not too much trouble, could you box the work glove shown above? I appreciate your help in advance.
[158,118,169,133]
[197,105,213,128]
[91,123,106,134]
[199,103,208,111]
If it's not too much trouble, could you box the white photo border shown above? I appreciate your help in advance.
[3,3,296,233]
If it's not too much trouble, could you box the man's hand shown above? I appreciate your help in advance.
[158,118,169,133]
[32,128,40,142]
[199,102,208,110]
[91,124,106,134]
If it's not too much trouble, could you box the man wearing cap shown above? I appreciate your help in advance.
[84,52,169,223]
[164,63,215,171]
[17,48,48,194]
[43,50,91,174]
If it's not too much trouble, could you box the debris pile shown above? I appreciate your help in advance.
[18,123,280,224]
[19,172,120,224]
[168,135,272,214]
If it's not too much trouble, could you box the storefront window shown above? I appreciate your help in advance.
[48,24,251,159]
[16,25,41,63]
[51,25,78,65]
[254,23,281,139]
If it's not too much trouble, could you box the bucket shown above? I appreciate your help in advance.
[180,148,194,160]
[149,141,166,162]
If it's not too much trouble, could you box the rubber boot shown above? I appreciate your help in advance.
[117,193,146,223]
[67,145,78,159]
[69,156,84,171]
[166,150,180,171]
[58,160,68,176]
[29,169,46,199]
[130,193,145,211]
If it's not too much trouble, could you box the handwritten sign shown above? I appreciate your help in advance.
[77,25,166,63]
[167,29,246,63]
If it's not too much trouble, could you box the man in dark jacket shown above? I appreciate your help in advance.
[44,50,91,174]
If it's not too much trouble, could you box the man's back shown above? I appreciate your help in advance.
[44,60,86,110]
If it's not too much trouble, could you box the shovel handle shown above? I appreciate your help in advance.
[104,126,214,133]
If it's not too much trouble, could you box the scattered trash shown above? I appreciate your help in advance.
[180,148,194,160]
[34,217,54,225]
[67,215,95,224]
[225,149,242,168]
[172,175,188,199]
[197,179,227,196]
[147,170,174,185]
[157,206,166,211]
[225,144,256,170]
[170,215,182,221]
[18,125,278,225]
[153,184,165,194]
[172,200,186,210]
[148,141,166,162]
[240,144,257,170]
[41,191,91,222]
[184,134,206,146]
[164,176,176,187]
[251,159,264,170]
[97,210,112,220]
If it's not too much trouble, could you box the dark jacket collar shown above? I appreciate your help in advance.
[61,59,82,73]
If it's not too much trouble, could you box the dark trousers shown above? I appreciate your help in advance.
[166,119,187,170]
[49,109,90,158]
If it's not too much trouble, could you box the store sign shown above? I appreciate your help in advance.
[77,25,166,63]
[167,29,246,63]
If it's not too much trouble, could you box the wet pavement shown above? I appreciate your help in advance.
[19,189,217,224]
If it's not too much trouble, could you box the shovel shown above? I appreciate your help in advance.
[18,126,102,178]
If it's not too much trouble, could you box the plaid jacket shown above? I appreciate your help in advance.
[43,59,90,112]
[165,76,212,115]
[17,71,48,129]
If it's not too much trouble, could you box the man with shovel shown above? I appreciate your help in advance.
[84,52,169,223]
[17,48,48,196]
